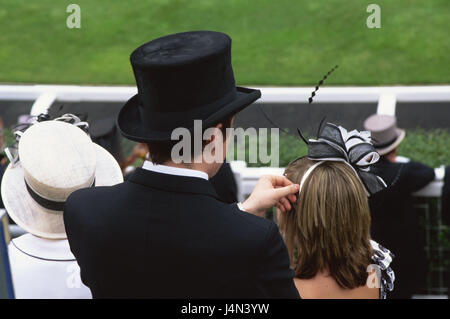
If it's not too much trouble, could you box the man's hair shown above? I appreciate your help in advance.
[147,115,234,165]
[279,157,372,289]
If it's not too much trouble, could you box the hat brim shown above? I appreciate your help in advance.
[117,86,261,142]
[1,144,123,239]
[375,129,406,156]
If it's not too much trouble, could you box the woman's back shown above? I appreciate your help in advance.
[294,239,395,299]
[294,272,379,299]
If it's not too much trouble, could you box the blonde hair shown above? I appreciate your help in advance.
[279,157,372,289]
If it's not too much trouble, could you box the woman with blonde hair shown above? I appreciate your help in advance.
[278,123,395,299]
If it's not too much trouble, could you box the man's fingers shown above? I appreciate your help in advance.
[273,187,297,204]
[275,203,285,213]
[273,183,300,199]
[264,175,294,188]
[279,197,291,212]
[287,194,297,204]
[245,175,298,216]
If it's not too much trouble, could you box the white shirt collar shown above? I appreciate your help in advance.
[142,160,209,180]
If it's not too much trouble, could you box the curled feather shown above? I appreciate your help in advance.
[308,65,338,104]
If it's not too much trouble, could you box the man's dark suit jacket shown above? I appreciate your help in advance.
[64,168,299,298]
[369,158,435,298]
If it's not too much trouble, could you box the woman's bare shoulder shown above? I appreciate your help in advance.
[294,273,379,299]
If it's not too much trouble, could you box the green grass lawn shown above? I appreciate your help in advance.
[0,0,449,85]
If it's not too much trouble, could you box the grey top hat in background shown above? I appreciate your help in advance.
[363,114,406,156]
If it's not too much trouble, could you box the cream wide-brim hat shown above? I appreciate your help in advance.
[1,143,123,239]
[375,128,406,156]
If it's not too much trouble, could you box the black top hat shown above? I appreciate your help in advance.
[118,31,261,142]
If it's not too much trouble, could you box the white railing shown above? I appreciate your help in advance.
[2,84,450,103]
[1,83,450,120]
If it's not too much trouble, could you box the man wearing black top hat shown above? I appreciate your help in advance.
[64,31,300,298]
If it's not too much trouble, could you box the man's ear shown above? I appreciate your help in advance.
[203,124,216,145]
[215,122,223,131]
[203,123,223,149]
[202,124,225,163]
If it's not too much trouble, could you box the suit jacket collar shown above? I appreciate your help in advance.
[128,168,221,200]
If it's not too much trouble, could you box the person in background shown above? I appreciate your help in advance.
[120,143,148,173]
[364,114,435,298]
[443,166,450,293]
[0,117,6,209]
[1,116,123,298]
[443,167,450,225]
[89,117,124,165]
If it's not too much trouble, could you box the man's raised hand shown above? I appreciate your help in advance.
[241,175,299,217]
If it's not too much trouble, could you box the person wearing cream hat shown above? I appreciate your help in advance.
[1,115,123,298]
[364,113,435,298]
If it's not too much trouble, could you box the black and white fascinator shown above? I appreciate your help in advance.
[259,65,386,196]
[301,122,386,196]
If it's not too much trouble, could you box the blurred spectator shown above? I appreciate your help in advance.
[364,114,435,298]
[89,117,124,164]
[443,166,450,225]
[443,166,450,294]
[0,116,6,209]
[121,143,148,171]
